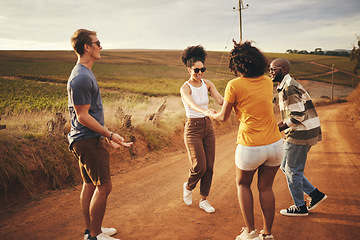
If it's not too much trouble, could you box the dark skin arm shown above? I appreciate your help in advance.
[278,122,289,132]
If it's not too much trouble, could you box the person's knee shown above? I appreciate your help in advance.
[283,164,296,176]
[197,166,207,177]
[236,178,252,188]
[257,182,272,192]
[97,181,112,196]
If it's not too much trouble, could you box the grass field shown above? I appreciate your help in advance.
[0,50,358,114]
[0,49,359,205]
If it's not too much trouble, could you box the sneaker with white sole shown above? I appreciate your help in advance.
[259,230,274,240]
[101,227,117,236]
[280,204,309,216]
[308,188,327,211]
[92,233,119,240]
[236,227,260,240]
[199,200,215,213]
[85,229,90,240]
[183,182,192,205]
[84,227,117,240]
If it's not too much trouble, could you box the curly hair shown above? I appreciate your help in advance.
[181,45,207,67]
[229,40,269,78]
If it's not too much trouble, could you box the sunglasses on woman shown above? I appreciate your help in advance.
[192,67,206,73]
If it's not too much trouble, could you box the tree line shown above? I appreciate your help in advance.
[286,47,350,57]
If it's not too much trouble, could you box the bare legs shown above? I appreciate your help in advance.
[236,165,279,235]
[80,181,112,237]
[81,183,96,231]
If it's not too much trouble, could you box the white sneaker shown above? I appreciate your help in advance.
[183,182,192,205]
[199,200,215,213]
[259,230,274,240]
[236,227,260,240]
[101,227,117,236]
[84,227,117,240]
[95,233,120,240]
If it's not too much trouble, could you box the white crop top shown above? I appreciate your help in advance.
[182,79,209,118]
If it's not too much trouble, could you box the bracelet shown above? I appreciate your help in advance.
[108,132,114,140]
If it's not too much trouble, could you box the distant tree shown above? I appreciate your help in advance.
[325,51,350,57]
[314,48,324,55]
[298,50,309,54]
[286,47,350,57]
[350,36,360,74]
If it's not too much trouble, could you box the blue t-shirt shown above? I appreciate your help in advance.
[67,64,104,149]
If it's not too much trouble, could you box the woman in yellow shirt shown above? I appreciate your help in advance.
[208,41,283,240]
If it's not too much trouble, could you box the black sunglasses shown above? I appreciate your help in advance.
[92,41,101,47]
[269,67,282,72]
[192,67,206,73]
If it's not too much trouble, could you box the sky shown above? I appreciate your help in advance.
[0,0,359,53]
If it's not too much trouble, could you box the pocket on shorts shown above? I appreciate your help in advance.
[272,140,284,165]
[266,139,284,166]
[235,145,261,171]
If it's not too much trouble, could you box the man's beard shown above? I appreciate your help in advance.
[272,73,283,83]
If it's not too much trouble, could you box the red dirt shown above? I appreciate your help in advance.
[0,103,360,240]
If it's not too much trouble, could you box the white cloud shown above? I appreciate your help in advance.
[0,0,359,52]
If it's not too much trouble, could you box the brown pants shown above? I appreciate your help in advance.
[184,117,215,196]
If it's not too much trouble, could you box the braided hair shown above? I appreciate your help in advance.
[181,45,207,67]
[229,40,269,78]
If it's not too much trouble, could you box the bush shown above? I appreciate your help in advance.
[347,83,360,130]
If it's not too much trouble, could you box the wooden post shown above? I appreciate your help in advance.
[331,64,334,101]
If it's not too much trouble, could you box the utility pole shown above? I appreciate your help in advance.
[234,0,248,43]
[331,64,334,101]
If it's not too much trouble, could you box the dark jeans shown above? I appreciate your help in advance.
[184,117,215,196]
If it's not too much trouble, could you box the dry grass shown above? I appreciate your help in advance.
[0,94,190,205]
[346,83,360,130]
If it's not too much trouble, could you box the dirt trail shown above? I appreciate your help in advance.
[0,103,360,240]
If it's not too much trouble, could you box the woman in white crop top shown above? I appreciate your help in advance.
[180,45,223,213]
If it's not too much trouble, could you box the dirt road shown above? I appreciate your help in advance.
[0,103,359,240]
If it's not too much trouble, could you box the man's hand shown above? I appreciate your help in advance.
[107,133,133,148]
[278,122,289,132]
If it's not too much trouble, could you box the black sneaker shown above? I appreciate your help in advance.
[308,188,327,211]
[280,203,309,216]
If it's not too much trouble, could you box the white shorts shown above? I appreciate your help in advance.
[235,139,284,171]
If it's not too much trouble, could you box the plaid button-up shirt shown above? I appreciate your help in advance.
[277,74,322,146]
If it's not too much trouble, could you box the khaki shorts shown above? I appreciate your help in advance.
[72,136,111,185]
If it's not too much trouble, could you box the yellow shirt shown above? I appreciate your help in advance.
[225,75,281,146]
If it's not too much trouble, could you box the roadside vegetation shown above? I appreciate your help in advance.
[0,50,358,206]
[347,84,360,130]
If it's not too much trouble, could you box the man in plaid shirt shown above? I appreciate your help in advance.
[270,58,327,216]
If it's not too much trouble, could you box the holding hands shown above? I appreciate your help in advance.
[204,108,223,121]
[203,109,217,117]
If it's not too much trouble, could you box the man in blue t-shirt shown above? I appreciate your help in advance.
[67,29,133,240]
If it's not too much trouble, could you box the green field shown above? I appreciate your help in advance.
[0,50,358,115]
